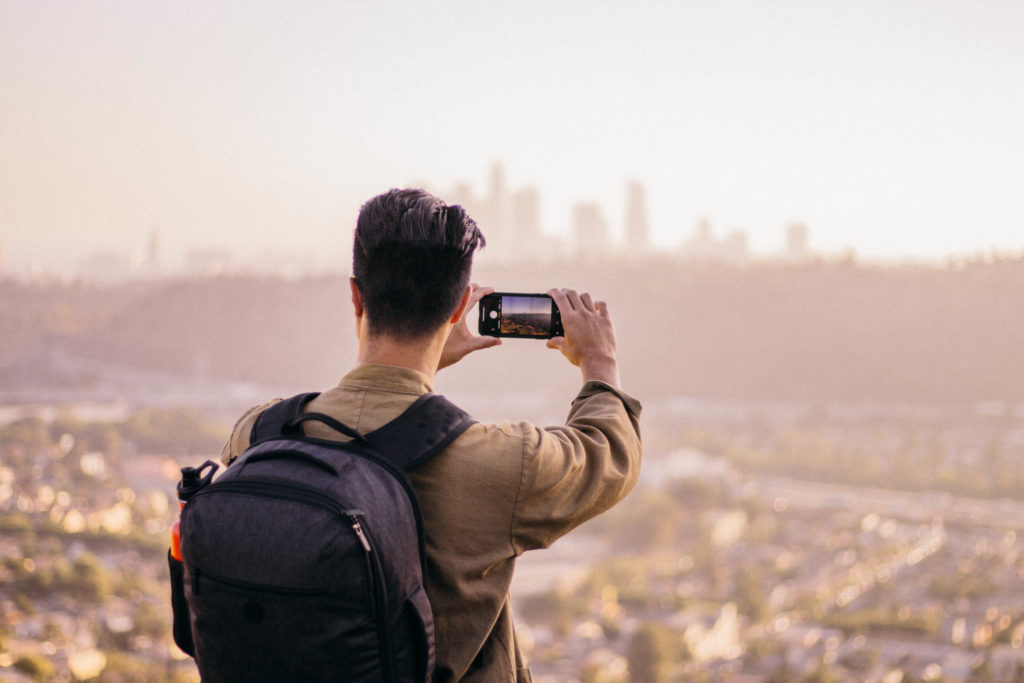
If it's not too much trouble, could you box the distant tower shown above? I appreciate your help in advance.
[511,187,542,261]
[724,230,750,263]
[147,229,161,275]
[572,202,610,260]
[623,180,651,254]
[487,162,511,254]
[785,222,809,260]
[695,218,712,245]
[680,217,715,260]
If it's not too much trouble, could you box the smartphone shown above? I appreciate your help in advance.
[478,292,563,339]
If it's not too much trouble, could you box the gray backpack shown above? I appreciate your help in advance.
[169,392,473,682]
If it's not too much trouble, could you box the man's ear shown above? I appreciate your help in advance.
[449,285,472,324]
[350,277,364,318]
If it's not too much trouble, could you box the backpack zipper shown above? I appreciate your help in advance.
[193,478,351,516]
[350,518,371,552]
[187,477,396,680]
[191,565,329,596]
[354,518,395,683]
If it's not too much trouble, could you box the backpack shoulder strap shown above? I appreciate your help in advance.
[249,392,320,442]
[364,394,475,472]
[248,391,474,472]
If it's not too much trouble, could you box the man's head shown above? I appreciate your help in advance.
[352,188,485,340]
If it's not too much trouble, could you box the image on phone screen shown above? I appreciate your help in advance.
[478,293,563,339]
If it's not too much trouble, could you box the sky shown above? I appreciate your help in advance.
[2,0,1022,275]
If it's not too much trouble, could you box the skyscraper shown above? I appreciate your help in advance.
[511,187,542,261]
[572,202,610,261]
[624,180,651,255]
[487,162,511,252]
[785,222,810,261]
[147,230,161,275]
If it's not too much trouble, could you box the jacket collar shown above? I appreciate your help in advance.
[339,362,434,395]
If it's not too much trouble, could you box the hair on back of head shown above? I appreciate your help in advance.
[353,188,485,340]
[355,189,483,256]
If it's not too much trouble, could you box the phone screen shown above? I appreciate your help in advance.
[478,293,563,339]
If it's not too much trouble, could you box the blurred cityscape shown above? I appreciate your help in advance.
[3,0,1020,677]
[0,163,829,285]
[4,383,1024,681]
[4,213,1024,680]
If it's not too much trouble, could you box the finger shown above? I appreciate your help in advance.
[563,288,583,312]
[596,300,609,316]
[580,292,595,311]
[470,283,495,300]
[548,288,570,313]
[468,284,494,306]
[459,285,494,324]
[546,337,565,351]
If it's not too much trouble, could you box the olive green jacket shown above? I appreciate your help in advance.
[221,362,642,682]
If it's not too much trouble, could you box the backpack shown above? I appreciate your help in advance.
[168,391,474,683]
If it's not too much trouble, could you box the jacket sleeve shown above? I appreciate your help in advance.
[510,381,642,553]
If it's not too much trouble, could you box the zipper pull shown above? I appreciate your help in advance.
[351,519,372,552]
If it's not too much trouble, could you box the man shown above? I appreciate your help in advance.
[220,188,642,681]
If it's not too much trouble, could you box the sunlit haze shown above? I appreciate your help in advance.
[2,1,1022,277]
[6,5,1024,679]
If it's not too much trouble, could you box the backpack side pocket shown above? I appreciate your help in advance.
[168,550,195,656]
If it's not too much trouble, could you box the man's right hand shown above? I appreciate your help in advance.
[438,283,502,371]
[546,288,621,388]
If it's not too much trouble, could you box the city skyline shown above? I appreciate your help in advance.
[2,1,1022,277]
[6,160,1022,283]
[9,166,1024,284]
[0,165,826,282]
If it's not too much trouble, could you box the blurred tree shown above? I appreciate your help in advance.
[123,406,228,456]
[801,660,839,683]
[517,589,579,639]
[134,602,171,639]
[627,622,674,683]
[586,488,685,553]
[967,655,995,683]
[667,478,726,509]
[765,658,797,683]
[71,552,112,603]
[4,417,52,444]
[14,653,56,681]
[734,566,770,622]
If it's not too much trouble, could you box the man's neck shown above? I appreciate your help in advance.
[357,330,447,379]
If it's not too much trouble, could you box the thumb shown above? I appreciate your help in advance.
[474,336,502,351]
[546,337,565,352]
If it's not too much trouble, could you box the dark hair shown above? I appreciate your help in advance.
[353,188,485,339]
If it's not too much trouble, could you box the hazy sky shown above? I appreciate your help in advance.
[2,1,1022,274]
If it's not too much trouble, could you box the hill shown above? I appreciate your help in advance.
[3,256,1024,404]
